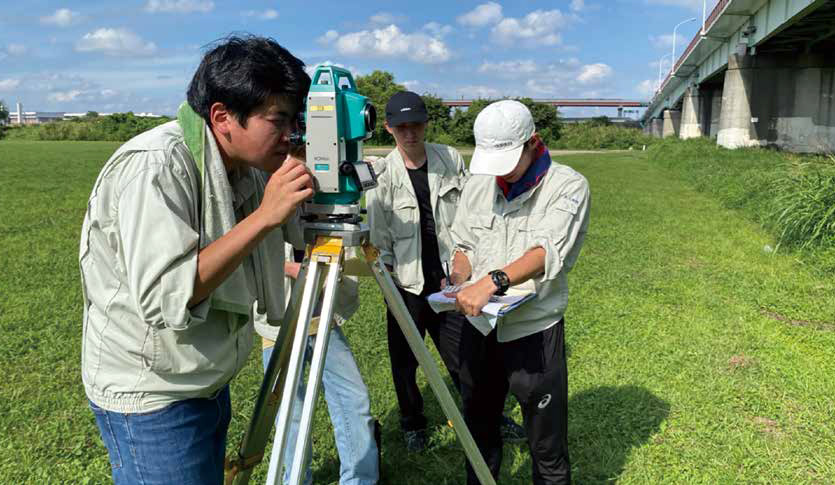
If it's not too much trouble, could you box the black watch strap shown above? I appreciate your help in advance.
[489,270,510,296]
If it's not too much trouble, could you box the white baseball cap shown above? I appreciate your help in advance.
[470,100,536,176]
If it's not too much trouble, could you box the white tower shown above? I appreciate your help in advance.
[16,102,23,125]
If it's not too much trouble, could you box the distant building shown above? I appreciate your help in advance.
[561,117,641,127]
[8,102,164,125]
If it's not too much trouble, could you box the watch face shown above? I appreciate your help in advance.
[491,270,509,294]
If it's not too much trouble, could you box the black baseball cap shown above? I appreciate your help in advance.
[385,91,428,126]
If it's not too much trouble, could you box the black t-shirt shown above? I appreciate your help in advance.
[406,161,445,294]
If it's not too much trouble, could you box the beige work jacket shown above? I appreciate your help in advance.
[450,161,590,342]
[366,143,467,295]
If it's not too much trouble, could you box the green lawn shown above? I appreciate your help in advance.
[1,141,833,483]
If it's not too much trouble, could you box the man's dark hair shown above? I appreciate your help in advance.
[187,35,310,126]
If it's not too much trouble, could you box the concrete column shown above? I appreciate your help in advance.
[651,117,664,137]
[680,87,702,139]
[662,110,681,138]
[768,54,835,152]
[16,102,22,125]
[707,88,722,138]
[717,53,759,148]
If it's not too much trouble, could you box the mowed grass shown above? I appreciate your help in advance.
[1,140,834,483]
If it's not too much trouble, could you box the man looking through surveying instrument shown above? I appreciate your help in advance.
[367,91,524,453]
[79,36,313,484]
[448,100,590,484]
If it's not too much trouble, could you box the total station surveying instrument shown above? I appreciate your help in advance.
[223,66,495,485]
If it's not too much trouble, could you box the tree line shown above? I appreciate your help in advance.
[1,72,653,149]
[355,70,562,146]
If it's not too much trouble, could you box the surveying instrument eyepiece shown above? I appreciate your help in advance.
[224,65,495,485]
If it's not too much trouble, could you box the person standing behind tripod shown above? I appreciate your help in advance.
[366,91,525,452]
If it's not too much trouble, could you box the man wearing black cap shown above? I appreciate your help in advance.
[367,91,525,452]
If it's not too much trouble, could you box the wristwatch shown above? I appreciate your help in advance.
[488,270,510,296]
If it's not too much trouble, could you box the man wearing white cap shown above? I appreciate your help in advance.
[448,100,590,484]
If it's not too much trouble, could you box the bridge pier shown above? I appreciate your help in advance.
[756,53,835,152]
[680,87,702,139]
[707,88,722,139]
[651,117,664,138]
[663,109,681,138]
[696,87,722,138]
[717,53,759,149]
[717,52,835,152]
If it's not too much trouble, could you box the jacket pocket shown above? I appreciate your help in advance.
[386,196,419,286]
[469,214,495,271]
[437,181,462,227]
[148,321,228,375]
[390,197,417,239]
[517,212,552,252]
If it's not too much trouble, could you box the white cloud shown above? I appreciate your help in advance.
[457,2,503,27]
[646,0,710,11]
[492,9,569,46]
[305,61,361,78]
[636,79,656,96]
[2,44,26,60]
[317,30,339,45]
[478,60,539,74]
[40,8,82,27]
[370,12,406,25]
[7,44,26,55]
[423,22,452,37]
[48,90,83,102]
[0,78,21,91]
[570,0,586,12]
[144,0,214,13]
[650,33,675,49]
[327,25,451,64]
[577,63,612,84]
[48,88,122,103]
[242,9,278,20]
[76,28,157,56]
[402,80,421,91]
[456,85,504,98]
[477,58,616,97]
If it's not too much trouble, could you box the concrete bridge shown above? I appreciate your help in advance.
[643,0,835,153]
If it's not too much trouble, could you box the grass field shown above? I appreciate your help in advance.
[1,140,834,483]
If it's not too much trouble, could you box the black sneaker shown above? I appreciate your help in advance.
[500,415,526,442]
[404,429,427,452]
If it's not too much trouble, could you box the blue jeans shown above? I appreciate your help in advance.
[262,326,378,485]
[90,386,231,485]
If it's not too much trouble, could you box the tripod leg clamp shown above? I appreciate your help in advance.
[224,452,264,482]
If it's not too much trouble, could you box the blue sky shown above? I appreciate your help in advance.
[0,0,717,117]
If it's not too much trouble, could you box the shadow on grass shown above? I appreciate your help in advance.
[375,370,479,484]
[569,385,669,483]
